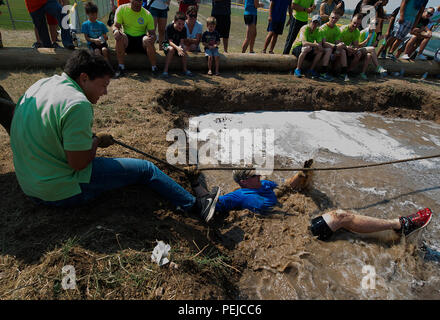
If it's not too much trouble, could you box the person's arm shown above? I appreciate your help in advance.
[65,137,99,171]
[358,32,372,46]
[84,34,101,44]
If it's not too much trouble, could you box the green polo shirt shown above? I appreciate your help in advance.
[115,3,154,37]
[293,24,322,48]
[10,73,94,201]
[320,23,341,44]
[293,0,315,22]
[339,24,360,46]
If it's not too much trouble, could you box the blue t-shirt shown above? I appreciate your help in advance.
[245,0,257,16]
[81,20,108,45]
[271,0,292,23]
[215,180,279,214]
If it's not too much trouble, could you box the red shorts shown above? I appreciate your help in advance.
[46,14,57,25]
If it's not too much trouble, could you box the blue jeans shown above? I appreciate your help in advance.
[31,157,196,210]
[30,0,73,48]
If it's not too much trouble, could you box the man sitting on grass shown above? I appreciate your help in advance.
[112,0,158,78]
[292,15,333,81]
[8,49,220,223]
[161,11,194,78]
[320,10,350,82]
[339,14,364,77]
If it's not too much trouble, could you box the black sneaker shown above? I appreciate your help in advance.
[52,42,61,49]
[151,66,159,76]
[397,208,433,237]
[114,66,125,78]
[197,187,221,222]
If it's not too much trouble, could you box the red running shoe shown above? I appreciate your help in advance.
[399,208,433,237]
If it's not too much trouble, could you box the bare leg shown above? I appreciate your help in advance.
[158,17,167,50]
[207,55,213,74]
[143,36,157,68]
[322,209,401,233]
[242,25,251,53]
[249,24,256,52]
[297,46,312,69]
[262,32,273,53]
[115,33,128,65]
[163,47,175,73]
[101,47,110,61]
[269,34,278,53]
[223,38,229,53]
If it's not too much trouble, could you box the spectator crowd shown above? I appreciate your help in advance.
[1,0,439,80]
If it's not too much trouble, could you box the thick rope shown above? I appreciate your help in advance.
[113,138,440,174]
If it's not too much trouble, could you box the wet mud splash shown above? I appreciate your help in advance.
[196,111,440,299]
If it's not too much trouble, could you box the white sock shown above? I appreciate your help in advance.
[119,64,125,70]
[152,65,157,71]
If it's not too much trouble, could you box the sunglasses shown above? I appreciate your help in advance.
[427,11,434,16]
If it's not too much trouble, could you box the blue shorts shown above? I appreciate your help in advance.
[149,7,168,19]
[205,47,220,57]
[267,19,286,35]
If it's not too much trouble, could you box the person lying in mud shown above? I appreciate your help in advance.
[192,164,433,241]
[8,49,220,222]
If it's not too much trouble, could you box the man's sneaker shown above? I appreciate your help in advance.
[339,73,350,82]
[398,208,433,237]
[308,69,320,79]
[184,70,194,77]
[416,54,427,61]
[32,42,42,49]
[387,54,397,61]
[319,73,334,81]
[400,54,410,60]
[360,72,368,80]
[114,66,125,78]
[197,187,221,222]
[161,71,170,78]
[151,66,159,76]
[376,65,387,74]
[294,68,303,78]
[52,42,61,49]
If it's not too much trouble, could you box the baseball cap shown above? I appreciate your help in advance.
[312,15,321,23]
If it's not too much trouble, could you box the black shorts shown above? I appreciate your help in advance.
[292,45,316,61]
[244,14,257,25]
[213,14,231,38]
[267,19,286,35]
[126,34,146,53]
[310,216,334,241]
[90,42,108,51]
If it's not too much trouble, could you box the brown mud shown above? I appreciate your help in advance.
[0,71,439,299]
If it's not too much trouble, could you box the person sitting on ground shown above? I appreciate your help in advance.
[242,0,264,53]
[9,49,220,222]
[113,0,158,78]
[320,10,350,81]
[377,5,400,58]
[25,0,74,49]
[184,5,203,53]
[397,7,435,60]
[262,0,293,54]
[143,0,170,51]
[202,16,221,76]
[81,2,110,62]
[293,15,334,81]
[178,0,200,14]
[320,0,344,24]
[339,14,364,77]
[162,11,193,78]
[282,0,315,55]
[357,25,387,79]
[387,0,428,60]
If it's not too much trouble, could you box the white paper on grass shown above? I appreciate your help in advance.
[151,240,171,266]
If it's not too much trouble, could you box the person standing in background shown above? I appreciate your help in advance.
[211,0,231,52]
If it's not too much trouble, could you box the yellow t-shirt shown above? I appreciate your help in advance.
[115,4,154,37]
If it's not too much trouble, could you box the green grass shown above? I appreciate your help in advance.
[0,0,34,30]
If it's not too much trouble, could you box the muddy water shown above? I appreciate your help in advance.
[190,111,440,299]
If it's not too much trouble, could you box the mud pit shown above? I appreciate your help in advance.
[0,72,439,300]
